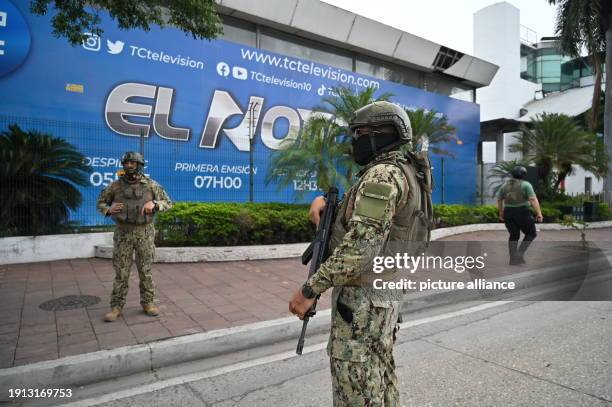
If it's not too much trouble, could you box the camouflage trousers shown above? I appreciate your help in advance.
[328,287,400,407]
[110,224,156,309]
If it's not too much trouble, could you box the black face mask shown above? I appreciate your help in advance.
[351,132,401,165]
[122,164,143,181]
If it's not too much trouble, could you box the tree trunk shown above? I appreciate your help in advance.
[604,15,612,193]
[589,54,602,131]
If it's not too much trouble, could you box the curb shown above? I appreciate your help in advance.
[0,310,332,399]
[2,244,610,394]
[93,221,612,262]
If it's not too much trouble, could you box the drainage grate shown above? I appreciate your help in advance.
[39,295,101,311]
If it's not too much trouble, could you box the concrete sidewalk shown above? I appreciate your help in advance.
[0,257,331,368]
[0,227,610,371]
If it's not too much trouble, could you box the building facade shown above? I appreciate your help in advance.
[474,1,604,200]
[0,0,497,225]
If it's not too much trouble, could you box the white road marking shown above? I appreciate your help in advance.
[55,300,512,407]
[399,300,511,329]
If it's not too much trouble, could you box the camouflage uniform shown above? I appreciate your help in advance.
[97,176,172,309]
[307,151,411,407]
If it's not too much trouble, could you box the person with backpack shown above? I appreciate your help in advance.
[289,101,433,407]
[497,165,543,265]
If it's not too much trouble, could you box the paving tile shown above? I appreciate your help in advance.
[59,340,100,358]
[0,347,15,368]
[220,310,256,323]
[167,327,203,337]
[58,331,97,346]
[129,322,171,343]
[97,331,137,349]
[57,320,93,336]
[0,331,19,344]
[19,321,57,335]
[17,331,57,347]
[122,308,159,326]
[13,352,58,366]
[15,343,58,360]
[197,318,231,331]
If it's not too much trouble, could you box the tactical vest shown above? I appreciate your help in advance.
[111,178,155,225]
[502,179,527,206]
[329,151,434,299]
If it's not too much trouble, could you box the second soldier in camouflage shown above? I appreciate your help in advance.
[290,101,432,406]
[96,151,172,322]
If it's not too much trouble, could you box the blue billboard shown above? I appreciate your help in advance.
[0,0,480,226]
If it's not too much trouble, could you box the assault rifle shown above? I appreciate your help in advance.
[296,187,340,355]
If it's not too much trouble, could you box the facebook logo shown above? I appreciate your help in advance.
[216,62,230,77]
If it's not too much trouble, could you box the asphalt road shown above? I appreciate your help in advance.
[38,297,610,407]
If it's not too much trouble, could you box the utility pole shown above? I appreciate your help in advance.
[441,157,445,204]
[247,101,259,202]
[480,162,484,206]
[139,128,145,158]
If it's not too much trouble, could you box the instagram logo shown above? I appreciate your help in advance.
[82,33,101,51]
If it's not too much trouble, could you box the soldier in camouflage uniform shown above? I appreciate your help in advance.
[290,101,433,406]
[97,152,172,322]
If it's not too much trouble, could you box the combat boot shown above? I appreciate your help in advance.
[142,303,159,316]
[103,307,121,322]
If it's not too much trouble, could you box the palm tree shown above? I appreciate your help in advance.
[546,0,612,190]
[405,108,457,157]
[508,113,606,198]
[0,124,91,235]
[265,86,392,194]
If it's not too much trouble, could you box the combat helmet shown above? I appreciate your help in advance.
[121,151,145,165]
[511,166,527,179]
[120,151,145,179]
[349,101,412,142]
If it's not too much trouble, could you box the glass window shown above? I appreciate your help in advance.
[541,60,560,78]
[260,29,352,70]
[424,74,475,102]
[355,57,422,88]
[220,16,256,47]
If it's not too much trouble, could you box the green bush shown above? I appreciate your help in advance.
[155,202,313,246]
[433,204,498,227]
[154,201,574,247]
[540,205,562,221]
[597,203,611,220]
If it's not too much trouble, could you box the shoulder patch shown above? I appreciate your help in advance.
[354,182,393,220]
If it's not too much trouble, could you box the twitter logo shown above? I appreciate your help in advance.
[107,40,125,55]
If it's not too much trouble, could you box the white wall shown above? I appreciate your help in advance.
[0,233,113,265]
[502,132,523,161]
[474,2,541,121]
[564,166,603,195]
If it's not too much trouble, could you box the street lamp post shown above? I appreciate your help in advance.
[247,101,259,202]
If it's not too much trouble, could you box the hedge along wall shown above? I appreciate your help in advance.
[154,202,577,247]
[155,202,314,246]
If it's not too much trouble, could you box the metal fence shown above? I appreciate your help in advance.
[1,114,302,235]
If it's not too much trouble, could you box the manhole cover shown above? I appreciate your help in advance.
[39,295,101,311]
